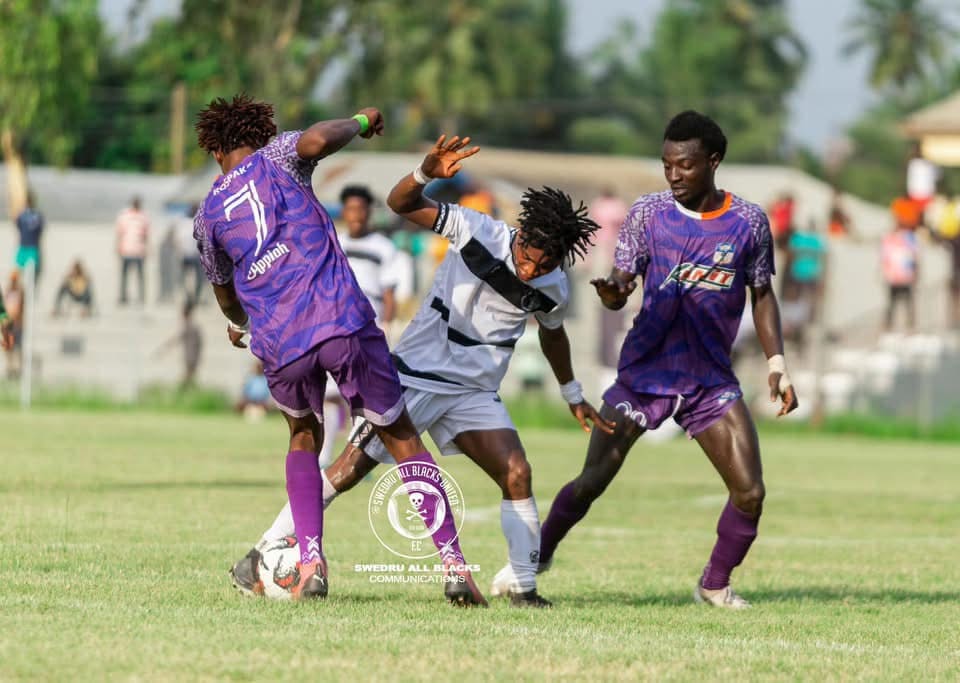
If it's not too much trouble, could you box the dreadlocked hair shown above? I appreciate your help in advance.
[195,94,277,154]
[517,186,600,267]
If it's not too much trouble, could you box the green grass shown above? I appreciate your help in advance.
[1,410,958,681]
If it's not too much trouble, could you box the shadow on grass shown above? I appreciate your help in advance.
[558,586,959,608]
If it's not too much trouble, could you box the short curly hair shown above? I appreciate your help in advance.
[663,110,727,161]
[195,94,277,154]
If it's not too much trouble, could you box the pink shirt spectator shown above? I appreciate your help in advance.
[589,192,628,269]
[116,207,150,258]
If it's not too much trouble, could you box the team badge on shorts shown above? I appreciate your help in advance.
[713,243,735,265]
[717,390,741,405]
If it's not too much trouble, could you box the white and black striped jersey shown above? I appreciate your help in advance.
[393,203,568,394]
[338,231,398,321]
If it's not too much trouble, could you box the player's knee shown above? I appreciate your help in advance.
[733,483,765,517]
[502,451,532,498]
[571,474,607,504]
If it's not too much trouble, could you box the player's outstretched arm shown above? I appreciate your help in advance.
[538,324,616,434]
[296,107,385,161]
[386,135,480,230]
[751,283,798,417]
[213,282,251,349]
[590,268,637,310]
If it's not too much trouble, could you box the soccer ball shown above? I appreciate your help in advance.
[258,536,301,600]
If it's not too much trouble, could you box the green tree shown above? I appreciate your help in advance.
[343,0,572,147]
[586,0,807,162]
[843,0,957,93]
[0,0,101,216]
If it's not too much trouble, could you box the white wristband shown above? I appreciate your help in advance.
[229,318,250,334]
[559,379,584,405]
[412,165,432,185]
[767,354,792,391]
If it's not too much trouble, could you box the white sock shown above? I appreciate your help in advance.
[258,470,340,548]
[317,403,339,468]
[500,497,540,592]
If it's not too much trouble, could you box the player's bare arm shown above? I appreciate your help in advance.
[538,324,615,434]
[296,107,385,161]
[386,134,480,229]
[751,283,798,417]
[590,267,638,310]
[213,282,250,349]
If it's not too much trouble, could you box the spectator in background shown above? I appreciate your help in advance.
[783,219,828,351]
[116,196,150,305]
[15,192,44,282]
[236,360,272,420]
[827,190,852,237]
[589,189,629,368]
[157,227,178,304]
[768,192,795,250]
[0,280,13,351]
[155,300,203,388]
[52,260,94,317]
[3,271,24,378]
[882,199,921,332]
[933,195,960,329]
[906,144,939,221]
[177,204,204,305]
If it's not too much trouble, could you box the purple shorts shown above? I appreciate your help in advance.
[265,321,404,426]
[602,381,742,438]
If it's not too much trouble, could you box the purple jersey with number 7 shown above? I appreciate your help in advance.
[613,190,775,395]
[193,131,375,371]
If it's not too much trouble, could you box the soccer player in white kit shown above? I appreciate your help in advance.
[231,135,612,606]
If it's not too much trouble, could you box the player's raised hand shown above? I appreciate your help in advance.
[590,277,636,309]
[420,135,480,179]
[356,107,384,138]
[568,400,616,434]
[769,372,798,417]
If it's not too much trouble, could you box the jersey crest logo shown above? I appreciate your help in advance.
[713,243,735,265]
[660,262,736,291]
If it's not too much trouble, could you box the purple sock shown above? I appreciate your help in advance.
[701,500,759,590]
[539,482,592,565]
[397,452,466,565]
[286,450,324,565]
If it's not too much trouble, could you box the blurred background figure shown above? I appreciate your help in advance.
[827,190,852,238]
[768,192,795,251]
[236,360,272,422]
[116,196,150,306]
[882,199,921,332]
[15,191,44,283]
[782,219,828,353]
[906,143,940,224]
[52,260,94,318]
[177,204,204,306]
[3,271,24,379]
[932,194,960,329]
[157,227,179,304]
[154,300,203,389]
[588,188,629,368]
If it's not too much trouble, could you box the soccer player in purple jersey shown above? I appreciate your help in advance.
[534,111,799,609]
[193,95,484,604]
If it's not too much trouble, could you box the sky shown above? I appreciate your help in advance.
[98,0,958,153]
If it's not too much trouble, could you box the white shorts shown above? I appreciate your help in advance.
[350,386,516,464]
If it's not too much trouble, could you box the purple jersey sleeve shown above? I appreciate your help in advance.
[260,131,317,187]
[743,205,775,287]
[613,196,657,276]
[193,209,233,285]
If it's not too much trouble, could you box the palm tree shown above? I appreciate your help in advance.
[843,0,958,92]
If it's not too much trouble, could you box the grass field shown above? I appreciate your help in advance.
[1,410,958,681]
